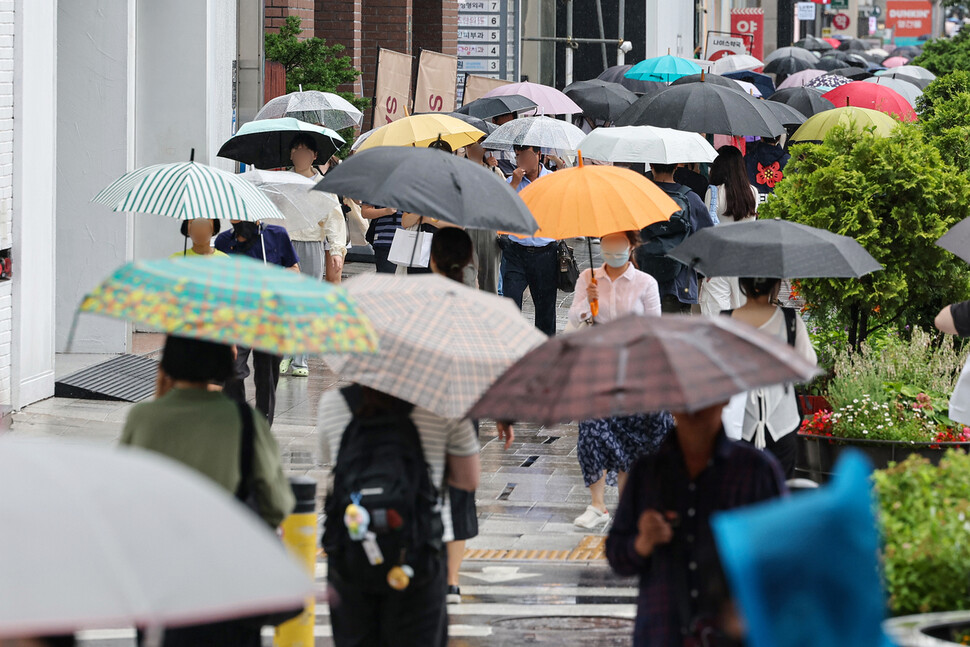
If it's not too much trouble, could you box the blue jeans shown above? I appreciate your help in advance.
[500,241,558,336]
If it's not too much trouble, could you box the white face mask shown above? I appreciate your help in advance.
[601,246,631,268]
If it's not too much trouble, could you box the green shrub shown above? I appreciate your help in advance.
[914,30,970,76]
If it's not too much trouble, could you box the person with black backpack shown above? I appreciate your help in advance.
[317,384,480,647]
[727,278,818,477]
[637,163,715,314]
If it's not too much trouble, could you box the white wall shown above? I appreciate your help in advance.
[644,0,694,58]
[13,0,57,407]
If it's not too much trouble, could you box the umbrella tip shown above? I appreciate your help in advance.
[578,150,584,167]
[190,148,195,162]
[299,84,303,92]
[701,69,705,81]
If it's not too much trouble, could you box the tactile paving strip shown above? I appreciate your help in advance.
[463,535,607,561]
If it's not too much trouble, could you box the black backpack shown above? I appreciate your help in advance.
[636,185,693,284]
[322,386,443,592]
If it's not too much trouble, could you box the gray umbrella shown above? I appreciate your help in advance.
[596,65,666,95]
[668,219,883,278]
[759,99,807,126]
[937,218,970,265]
[481,115,586,152]
[313,146,537,233]
[765,47,819,66]
[563,79,638,122]
[768,87,836,117]
[456,94,538,120]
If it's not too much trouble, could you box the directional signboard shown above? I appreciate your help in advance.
[457,0,520,104]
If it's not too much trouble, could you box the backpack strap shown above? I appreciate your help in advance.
[720,309,735,317]
[234,400,256,503]
[781,307,797,348]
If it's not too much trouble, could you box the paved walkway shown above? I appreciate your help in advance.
[12,245,646,646]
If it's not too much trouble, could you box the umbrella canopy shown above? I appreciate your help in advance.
[562,79,638,122]
[765,47,819,66]
[439,111,497,135]
[456,94,538,120]
[313,146,537,233]
[670,72,739,89]
[890,46,923,59]
[821,37,842,49]
[79,255,377,356]
[625,54,702,82]
[805,74,853,91]
[578,126,718,164]
[323,273,547,418]
[481,115,586,153]
[519,160,678,239]
[795,35,834,52]
[668,219,882,278]
[350,127,376,152]
[764,56,814,78]
[240,170,340,233]
[596,65,667,94]
[759,100,807,126]
[615,82,786,137]
[733,80,763,98]
[867,47,891,59]
[776,69,825,90]
[862,76,923,106]
[878,65,935,89]
[482,81,582,115]
[828,67,874,81]
[218,118,345,170]
[936,217,970,265]
[255,90,363,129]
[767,87,836,117]
[357,113,484,151]
[0,438,312,637]
[882,56,910,68]
[468,314,820,424]
[93,162,284,223]
[815,56,852,72]
[789,106,899,142]
[710,54,764,74]
[723,71,776,98]
[821,82,917,121]
[838,38,868,52]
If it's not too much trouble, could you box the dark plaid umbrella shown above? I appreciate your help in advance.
[767,87,836,117]
[615,82,786,137]
[759,100,807,126]
[723,71,776,98]
[468,314,820,423]
[936,218,970,265]
[563,79,638,122]
[597,65,666,95]
[313,146,537,233]
[668,219,883,278]
[764,56,813,79]
[456,94,538,120]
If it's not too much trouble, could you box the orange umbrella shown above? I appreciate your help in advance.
[519,154,678,317]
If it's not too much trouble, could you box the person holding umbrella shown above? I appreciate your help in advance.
[744,135,790,201]
[568,231,674,529]
[463,136,505,294]
[215,219,300,425]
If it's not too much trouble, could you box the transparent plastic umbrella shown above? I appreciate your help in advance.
[256,90,363,130]
[240,170,339,233]
[481,116,586,153]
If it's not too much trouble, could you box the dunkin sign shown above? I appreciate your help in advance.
[885,0,932,38]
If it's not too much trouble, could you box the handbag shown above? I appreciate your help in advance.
[557,241,580,292]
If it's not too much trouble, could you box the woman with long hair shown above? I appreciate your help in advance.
[567,231,674,529]
[700,146,760,316]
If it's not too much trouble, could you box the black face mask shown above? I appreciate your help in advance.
[232,221,260,251]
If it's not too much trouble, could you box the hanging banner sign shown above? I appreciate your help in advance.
[413,50,459,113]
[373,48,413,126]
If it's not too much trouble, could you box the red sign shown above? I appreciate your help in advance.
[731,9,764,61]
[832,13,851,30]
[885,0,932,38]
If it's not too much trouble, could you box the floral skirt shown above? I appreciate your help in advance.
[577,412,674,487]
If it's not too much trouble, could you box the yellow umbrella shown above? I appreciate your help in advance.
[789,106,898,143]
[357,114,485,151]
[519,154,678,317]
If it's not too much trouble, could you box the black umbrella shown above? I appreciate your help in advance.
[668,219,883,279]
[891,46,922,59]
[759,99,807,126]
[456,94,538,120]
[217,119,344,169]
[764,56,813,78]
[313,146,537,233]
[768,87,836,117]
[829,67,874,81]
[441,111,496,135]
[563,79,638,122]
[816,56,850,72]
[597,65,666,95]
[843,53,871,68]
[795,36,834,52]
[670,72,738,89]
[615,82,786,137]
[838,39,867,52]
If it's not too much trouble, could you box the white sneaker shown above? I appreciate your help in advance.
[573,505,610,529]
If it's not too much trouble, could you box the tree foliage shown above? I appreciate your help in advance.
[913,28,970,75]
[761,123,970,348]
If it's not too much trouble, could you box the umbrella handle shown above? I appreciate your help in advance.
[587,237,599,321]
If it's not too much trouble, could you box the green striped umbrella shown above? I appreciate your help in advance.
[92,161,283,222]
[78,255,377,355]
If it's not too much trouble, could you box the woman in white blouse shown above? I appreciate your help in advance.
[567,232,673,529]
[729,277,818,477]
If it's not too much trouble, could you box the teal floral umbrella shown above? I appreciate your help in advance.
[78,255,377,356]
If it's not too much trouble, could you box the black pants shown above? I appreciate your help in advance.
[138,619,261,647]
[328,554,447,647]
[661,294,692,314]
[373,245,397,273]
[501,241,558,336]
[224,347,281,425]
[744,429,797,479]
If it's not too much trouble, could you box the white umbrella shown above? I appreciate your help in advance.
[863,76,923,107]
[481,116,586,153]
[0,438,312,639]
[241,169,339,233]
[732,79,763,98]
[578,126,717,164]
[256,89,363,130]
[711,54,764,74]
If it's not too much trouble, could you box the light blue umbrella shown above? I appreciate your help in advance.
[625,54,702,83]
[712,450,894,647]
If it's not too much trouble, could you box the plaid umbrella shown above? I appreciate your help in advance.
[78,255,377,356]
[468,314,820,425]
[93,161,283,223]
[323,273,547,418]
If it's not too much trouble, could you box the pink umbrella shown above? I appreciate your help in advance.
[777,69,825,90]
[483,81,583,115]
[882,56,910,68]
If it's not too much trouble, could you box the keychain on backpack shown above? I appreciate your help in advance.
[344,492,371,541]
[361,531,384,566]
[387,564,414,591]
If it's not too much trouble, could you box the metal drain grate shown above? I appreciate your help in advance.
[55,354,159,402]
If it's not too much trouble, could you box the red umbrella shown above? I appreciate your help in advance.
[822,37,841,49]
[821,81,917,122]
